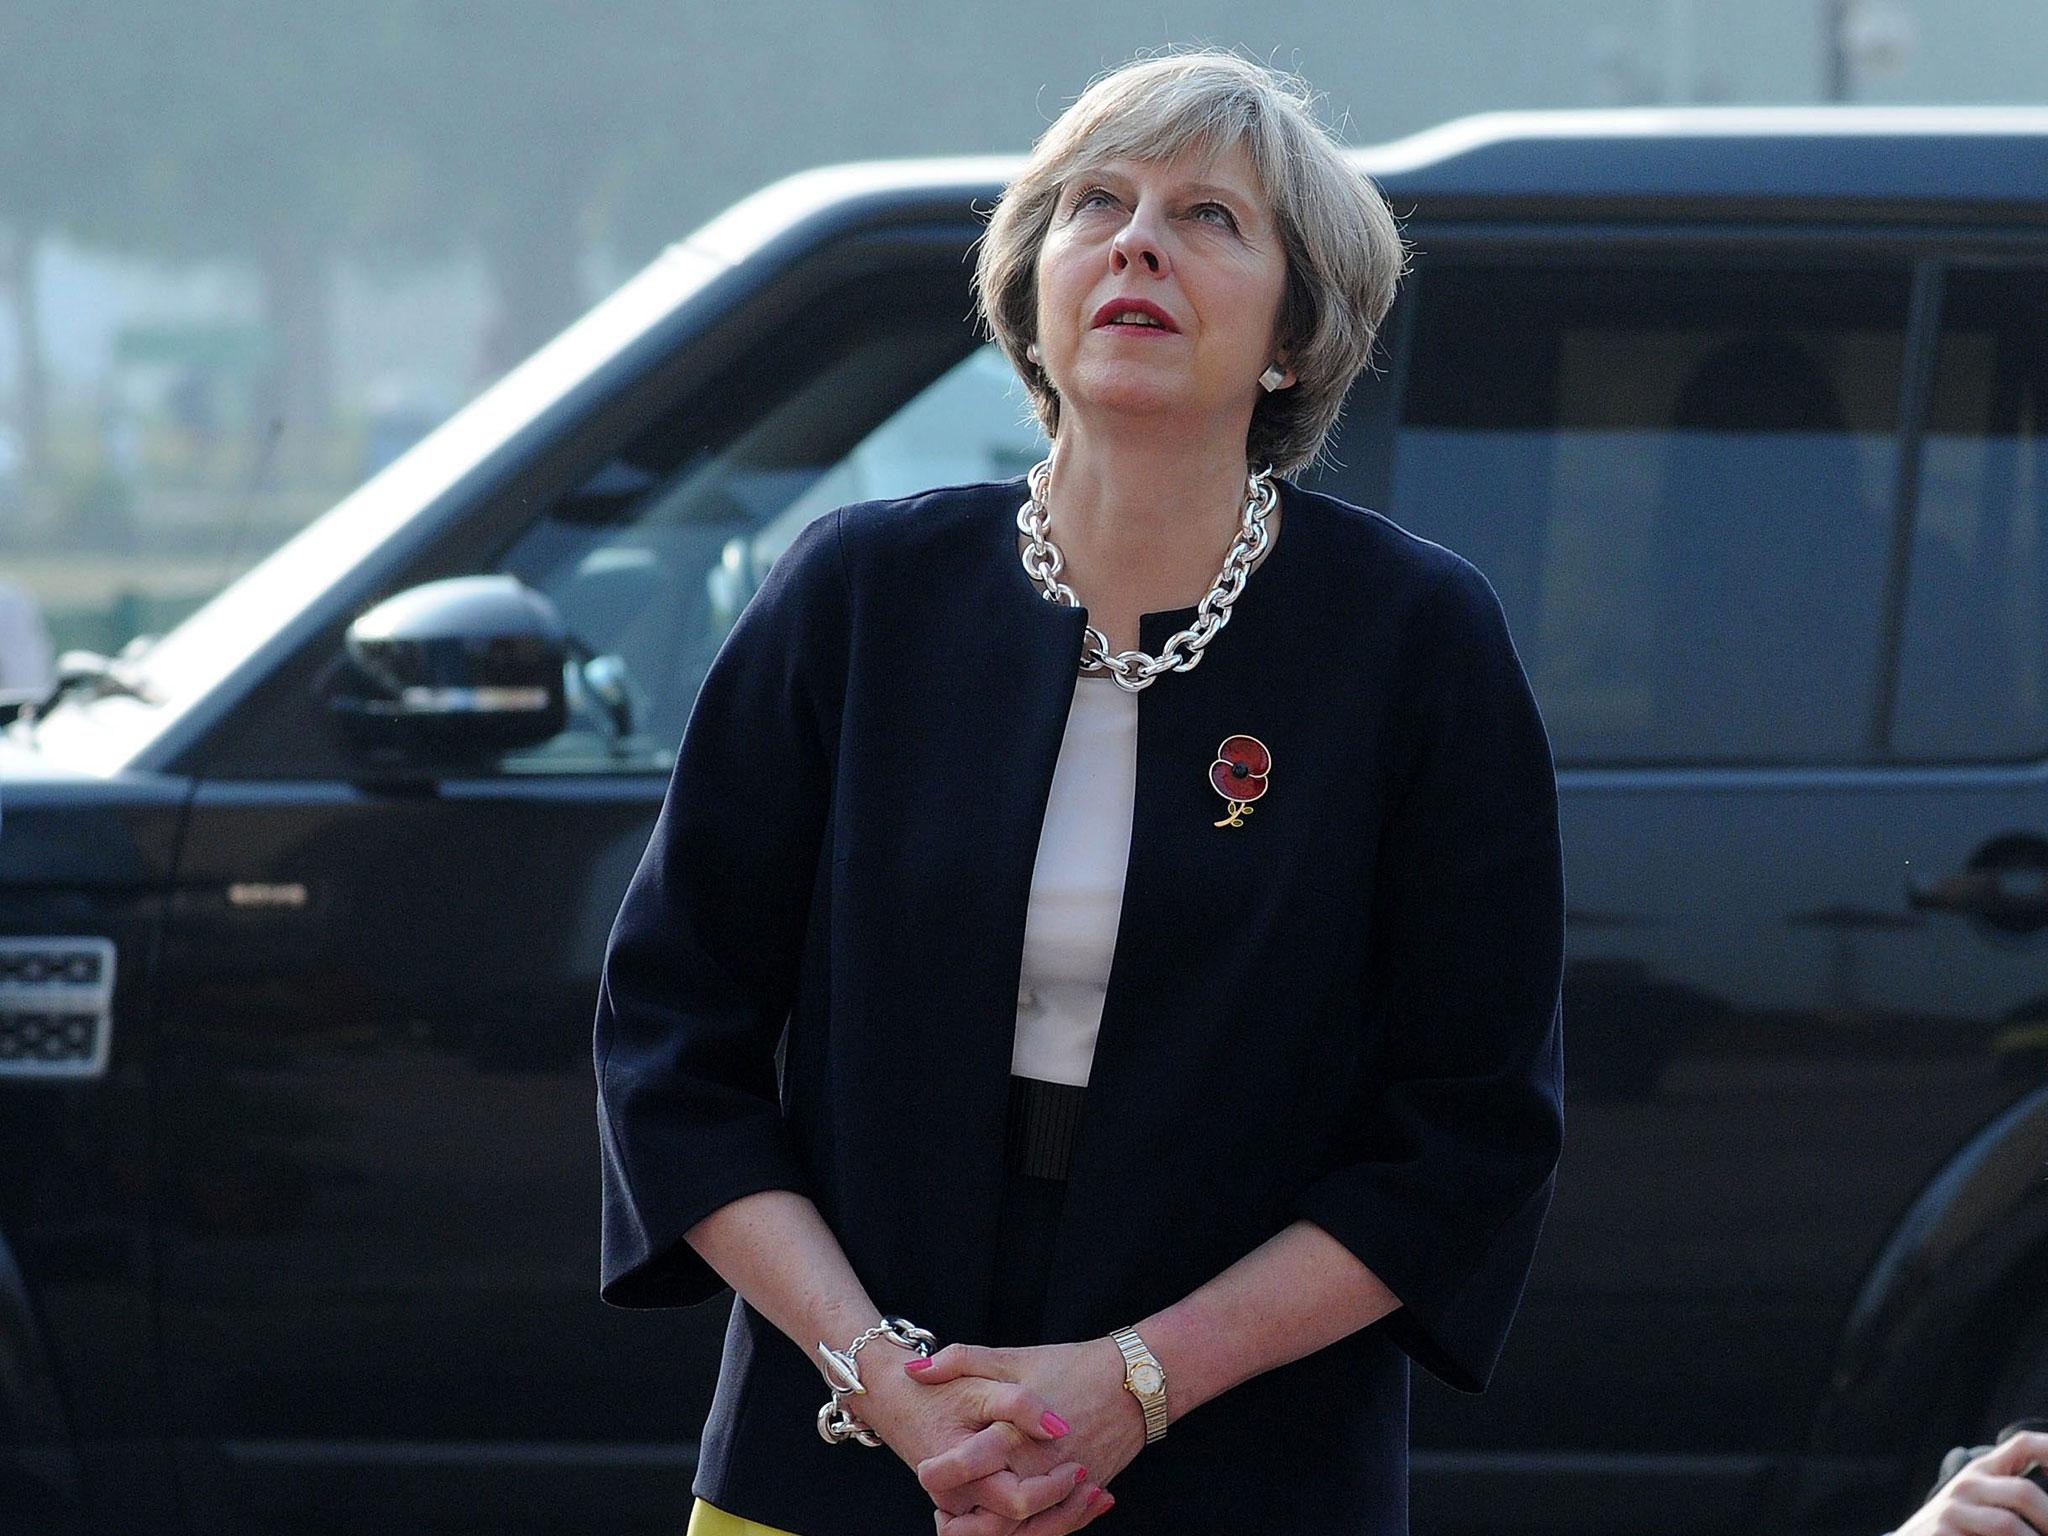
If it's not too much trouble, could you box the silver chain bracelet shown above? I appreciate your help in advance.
[815,1314,940,1446]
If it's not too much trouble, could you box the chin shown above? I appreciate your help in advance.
[1068,370,1191,418]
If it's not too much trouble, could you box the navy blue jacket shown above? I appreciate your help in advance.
[593,473,1566,1535]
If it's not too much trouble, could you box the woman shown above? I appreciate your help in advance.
[594,46,1566,1536]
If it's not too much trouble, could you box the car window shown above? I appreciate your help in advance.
[492,337,1047,773]
[1389,258,1911,766]
[1892,266,2048,762]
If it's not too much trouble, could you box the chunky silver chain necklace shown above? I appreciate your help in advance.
[1016,452,1278,693]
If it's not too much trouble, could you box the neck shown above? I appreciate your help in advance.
[1039,413,1265,611]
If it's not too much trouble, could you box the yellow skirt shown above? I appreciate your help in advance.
[686,1496,804,1536]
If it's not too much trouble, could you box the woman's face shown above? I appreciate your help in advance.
[1034,137,1293,432]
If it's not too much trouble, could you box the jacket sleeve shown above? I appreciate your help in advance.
[1289,555,1566,1392]
[594,505,849,1309]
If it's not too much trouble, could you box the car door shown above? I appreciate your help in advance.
[148,242,1063,1534]
[1880,257,2048,1438]
[1380,238,2048,1534]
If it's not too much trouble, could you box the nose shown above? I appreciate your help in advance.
[1110,205,1168,275]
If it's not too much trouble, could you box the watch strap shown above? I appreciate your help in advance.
[1110,1325,1169,1444]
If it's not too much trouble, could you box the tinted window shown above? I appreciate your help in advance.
[494,329,1047,773]
[1391,260,1911,765]
[1893,267,2048,761]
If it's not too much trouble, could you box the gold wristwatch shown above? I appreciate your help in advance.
[1110,1325,1169,1444]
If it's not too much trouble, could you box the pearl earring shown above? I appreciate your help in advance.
[1259,363,1287,393]
[1026,342,1041,365]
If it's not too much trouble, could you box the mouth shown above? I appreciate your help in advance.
[1091,299,1180,333]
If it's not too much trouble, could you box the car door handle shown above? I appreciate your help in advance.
[1906,833,2048,936]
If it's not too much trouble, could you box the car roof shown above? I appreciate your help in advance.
[1357,105,2048,212]
[687,105,2048,263]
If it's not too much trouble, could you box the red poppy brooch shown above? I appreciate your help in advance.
[1210,734,1271,828]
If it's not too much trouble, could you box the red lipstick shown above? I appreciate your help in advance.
[1091,297,1180,333]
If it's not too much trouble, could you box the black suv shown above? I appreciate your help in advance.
[3,106,2045,1536]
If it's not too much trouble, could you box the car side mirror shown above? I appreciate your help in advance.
[324,575,570,768]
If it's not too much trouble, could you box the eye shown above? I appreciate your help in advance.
[1071,185,1114,212]
[1194,202,1238,229]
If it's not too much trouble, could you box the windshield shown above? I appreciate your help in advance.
[5,242,728,765]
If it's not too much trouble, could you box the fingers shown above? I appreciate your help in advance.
[920,1422,1034,1498]
[941,1463,1093,1526]
[906,1346,1070,1438]
[1898,1437,2048,1536]
[971,1376,1073,1445]
[934,1505,1021,1536]
[1990,1433,2048,1490]
[908,1342,1006,1385]
[905,1342,1093,1526]
[1009,1476,1115,1534]
[917,1399,1071,1502]
[2012,1473,2048,1535]
[929,1482,989,1520]
[903,1343,1074,1454]
[1939,1457,2048,1536]
[1977,1432,2048,1483]
[934,1476,1111,1536]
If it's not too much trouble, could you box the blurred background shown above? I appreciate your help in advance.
[0,0,2038,688]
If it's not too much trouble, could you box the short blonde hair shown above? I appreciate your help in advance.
[970,47,1411,477]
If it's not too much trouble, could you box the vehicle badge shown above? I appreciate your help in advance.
[1210,734,1271,828]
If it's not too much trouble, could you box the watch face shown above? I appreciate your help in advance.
[1129,1362,1163,1395]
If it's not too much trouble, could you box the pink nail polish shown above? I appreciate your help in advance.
[1095,1491,1115,1511]
[1042,1409,1070,1436]
[1072,1465,1088,1485]
[904,1359,932,1374]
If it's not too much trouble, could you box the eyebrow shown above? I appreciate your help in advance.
[1072,165,1257,210]
[1181,182,1253,208]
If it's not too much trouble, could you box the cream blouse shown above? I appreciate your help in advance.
[1008,674,1138,1088]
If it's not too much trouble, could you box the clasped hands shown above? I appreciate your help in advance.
[855,1336,1147,1534]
